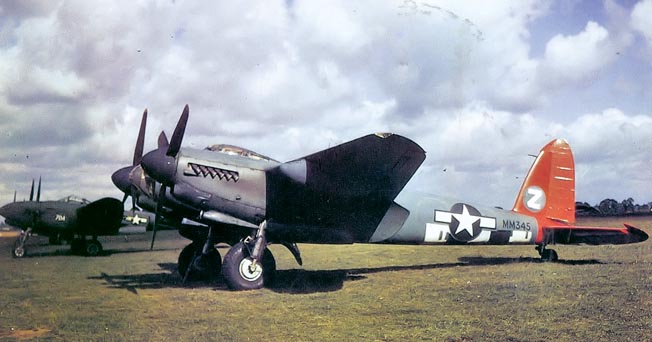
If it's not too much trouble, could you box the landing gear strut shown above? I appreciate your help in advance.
[536,245,558,262]
[12,228,32,258]
[177,226,222,281]
[70,236,103,256]
[222,220,276,290]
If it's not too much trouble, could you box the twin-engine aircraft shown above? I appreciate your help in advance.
[0,179,124,257]
[122,105,647,291]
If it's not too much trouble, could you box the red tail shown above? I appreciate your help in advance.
[512,139,575,225]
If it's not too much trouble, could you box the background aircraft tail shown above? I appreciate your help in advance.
[76,198,124,235]
[511,139,575,225]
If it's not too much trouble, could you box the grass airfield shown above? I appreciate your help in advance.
[0,217,651,341]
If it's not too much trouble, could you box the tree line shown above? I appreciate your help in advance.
[576,198,652,217]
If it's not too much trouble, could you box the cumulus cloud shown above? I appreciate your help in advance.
[540,21,613,86]
[0,0,650,209]
[631,0,652,43]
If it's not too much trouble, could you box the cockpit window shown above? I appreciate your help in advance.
[59,195,90,204]
[205,144,277,162]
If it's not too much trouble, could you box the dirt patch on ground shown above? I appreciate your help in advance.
[0,327,51,340]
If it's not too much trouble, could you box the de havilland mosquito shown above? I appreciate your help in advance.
[123,105,647,291]
[0,179,124,257]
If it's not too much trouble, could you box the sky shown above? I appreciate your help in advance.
[0,0,651,209]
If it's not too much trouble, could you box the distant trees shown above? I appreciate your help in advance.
[577,198,652,217]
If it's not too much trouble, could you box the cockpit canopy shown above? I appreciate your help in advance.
[205,144,277,162]
[59,195,90,204]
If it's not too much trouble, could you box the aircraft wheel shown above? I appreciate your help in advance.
[178,243,222,281]
[85,239,103,256]
[541,249,558,262]
[178,243,197,277]
[49,234,62,245]
[192,248,222,280]
[222,242,276,291]
[12,240,25,258]
[70,239,85,255]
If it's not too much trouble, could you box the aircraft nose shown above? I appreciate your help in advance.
[0,203,18,221]
[111,166,132,193]
[141,148,177,186]
[0,204,9,219]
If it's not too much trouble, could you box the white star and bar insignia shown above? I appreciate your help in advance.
[434,203,496,242]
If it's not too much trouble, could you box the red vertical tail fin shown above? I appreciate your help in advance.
[512,139,575,225]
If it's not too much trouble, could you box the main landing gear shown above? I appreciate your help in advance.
[12,231,102,257]
[177,225,223,282]
[70,236,103,256]
[536,245,558,262]
[178,220,293,291]
[222,220,276,290]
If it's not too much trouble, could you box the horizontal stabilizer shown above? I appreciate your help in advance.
[276,133,425,202]
[542,224,648,245]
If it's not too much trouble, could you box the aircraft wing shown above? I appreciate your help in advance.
[276,133,426,201]
[266,133,425,242]
[542,224,648,245]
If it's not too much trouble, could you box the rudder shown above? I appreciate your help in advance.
[512,139,575,225]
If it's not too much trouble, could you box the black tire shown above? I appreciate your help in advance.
[192,248,222,280]
[178,243,197,277]
[222,242,276,291]
[85,239,103,256]
[70,239,85,255]
[541,249,558,262]
[49,234,62,245]
[178,243,222,281]
[12,239,25,258]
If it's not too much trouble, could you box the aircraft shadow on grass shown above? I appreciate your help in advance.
[90,257,606,295]
[17,246,179,258]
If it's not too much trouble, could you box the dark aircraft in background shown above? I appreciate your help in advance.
[0,179,124,257]
[130,105,647,291]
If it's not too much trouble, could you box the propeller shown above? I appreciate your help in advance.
[158,131,169,149]
[141,105,189,186]
[150,183,167,250]
[111,108,148,210]
[133,109,148,166]
[166,104,189,157]
[36,177,41,203]
[29,179,34,202]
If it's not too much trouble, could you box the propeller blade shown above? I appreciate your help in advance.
[36,177,41,203]
[150,184,166,250]
[133,108,148,166]
[166,104,189,157]
[158,131,169,149]
[29,179,34,202]
[13,190,16,203]
[131,193,137,212]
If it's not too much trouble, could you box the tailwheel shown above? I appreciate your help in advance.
[177,243,222,281]
[222,241,276,291]
[85,239,103,256]
[537,245,558,262]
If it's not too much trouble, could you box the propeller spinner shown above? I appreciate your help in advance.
[141,105,189,186]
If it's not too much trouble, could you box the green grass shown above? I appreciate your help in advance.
[0,216,651,341]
